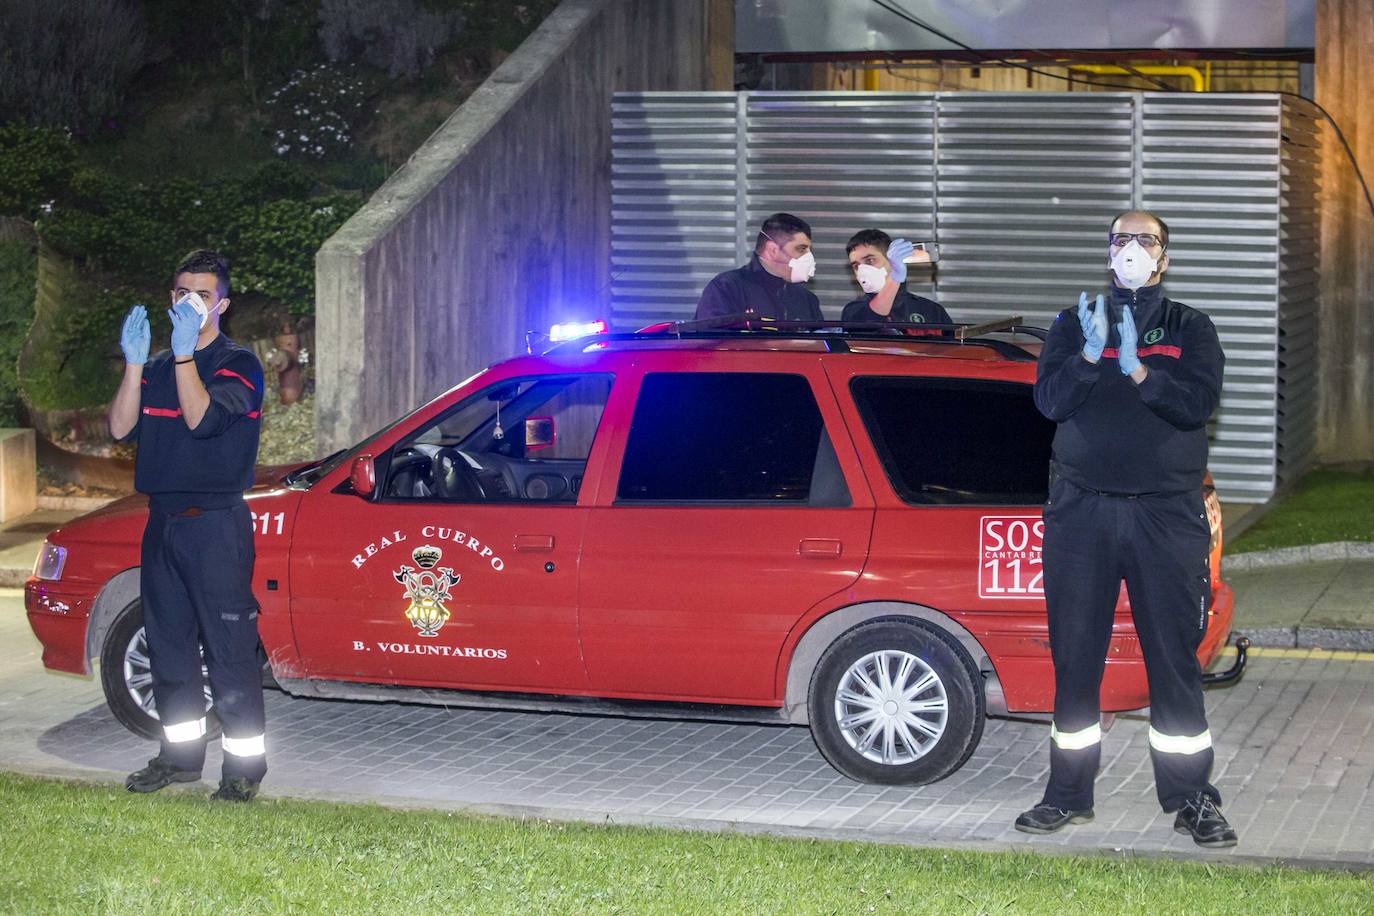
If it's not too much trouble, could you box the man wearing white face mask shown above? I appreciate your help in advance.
[108,249,268,803]
[694,212,823,322]
[841,229,950,328]
[1019,211,1234,849]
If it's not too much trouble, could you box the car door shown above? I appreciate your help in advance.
[289,371,615,692]
[577,359,875,705]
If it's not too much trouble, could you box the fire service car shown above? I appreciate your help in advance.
[26,318,1244,785]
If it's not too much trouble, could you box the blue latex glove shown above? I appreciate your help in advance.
[168,297,200,357]
[120,304,150,365]
[886,238,914,284]
[1117,303,1141,375]
[1077,291,1107,361]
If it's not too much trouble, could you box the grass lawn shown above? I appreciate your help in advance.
[1,773,1368,914]
[1228,467,1374,554]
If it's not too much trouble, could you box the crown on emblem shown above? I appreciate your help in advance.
[412,545,442,569]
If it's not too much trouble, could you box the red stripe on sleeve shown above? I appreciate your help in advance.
[142,406,182,418]
[1100,345,1181,360]
[215,368,257,391]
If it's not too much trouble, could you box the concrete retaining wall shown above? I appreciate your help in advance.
[315,0,715,453]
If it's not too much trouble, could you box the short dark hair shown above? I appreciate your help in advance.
[1109,210,1169,248]
[172,249,230,296]
[845,229,892,256]
[754,212,812,254]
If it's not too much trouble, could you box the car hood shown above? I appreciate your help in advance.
[46,462,308,546]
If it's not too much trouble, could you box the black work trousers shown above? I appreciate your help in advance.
[1039,475,1218,812]
[140,501,266,782]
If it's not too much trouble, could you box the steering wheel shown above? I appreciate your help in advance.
[432,447,486,500]
[387,446,434,497]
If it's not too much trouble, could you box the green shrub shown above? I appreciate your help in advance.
[0,126,76,219]
[0,239,37,424]
[231,193,363,317]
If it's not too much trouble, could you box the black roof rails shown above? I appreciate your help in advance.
[541,313,1047,361]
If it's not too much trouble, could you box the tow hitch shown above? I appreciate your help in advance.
[1202,636,1249,687]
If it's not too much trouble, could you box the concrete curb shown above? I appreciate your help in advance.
[1232,625,1374,652]
[1223,540,1374,571]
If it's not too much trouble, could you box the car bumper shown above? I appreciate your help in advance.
[1198,581,1235,670]
[25,578,93,675]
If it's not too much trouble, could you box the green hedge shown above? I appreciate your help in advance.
[0,238,36,424]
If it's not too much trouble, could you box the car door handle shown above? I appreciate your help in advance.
[514,534,555,552]
[799,538,842,558]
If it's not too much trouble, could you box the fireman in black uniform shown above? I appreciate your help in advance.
[1016,211,1237,847]
[694,213,823,322]
[841,229,952,327]
[108,250,267,802]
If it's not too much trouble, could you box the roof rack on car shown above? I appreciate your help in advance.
[541,313,1047,361]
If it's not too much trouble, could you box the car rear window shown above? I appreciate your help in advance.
[851,377,1054,505]
[617,373,834,503]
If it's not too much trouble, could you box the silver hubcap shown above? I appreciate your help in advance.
[123,626,213,721]
[834,649,948,765]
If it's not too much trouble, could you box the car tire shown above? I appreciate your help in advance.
[98,599,220,741]
[807,618,985,785]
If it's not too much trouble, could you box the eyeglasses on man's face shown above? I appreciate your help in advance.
[1109,232,1164,249]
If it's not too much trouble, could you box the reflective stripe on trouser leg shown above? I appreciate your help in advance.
[1040,481,1121,811]
[1148,727,1212,755]
[1051,722,1102,750]
[222,734,266,758]
[163,717,207,744]
[1122,491,1220,811]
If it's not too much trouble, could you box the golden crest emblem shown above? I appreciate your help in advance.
[393,545,461,637]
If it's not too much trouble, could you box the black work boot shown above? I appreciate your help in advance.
[210,776,260,802]
[1173,792,1238,848]
[125,756,201,793]
[1014,803,1094,834]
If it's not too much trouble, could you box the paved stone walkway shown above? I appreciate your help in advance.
[4,592,1372,868]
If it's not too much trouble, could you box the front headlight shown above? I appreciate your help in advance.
[33,541,67,581]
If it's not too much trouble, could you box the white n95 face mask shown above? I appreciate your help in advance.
[788,250,816,283]
[1110,240,1158,290]
[178,292,217,330]
[856,263,888,294]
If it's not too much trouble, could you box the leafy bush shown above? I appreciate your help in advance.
[319,0,465,79]
[0,239,37,424]
[264,64,380,160]
[0,126,77,220]
[231,193,363,317]
[0,0,147,131]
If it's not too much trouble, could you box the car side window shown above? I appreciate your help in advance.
[617,372,848,505]
[383,374,613,503]
[851,377,1054,505]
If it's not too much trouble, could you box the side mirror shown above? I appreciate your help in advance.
[350,454,376,497]
[525,417,554,451]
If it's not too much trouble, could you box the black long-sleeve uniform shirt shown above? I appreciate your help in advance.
[123,334,265,513]
[694,255,823,322]
[840,287,952,325]
[1033,283,1224,495]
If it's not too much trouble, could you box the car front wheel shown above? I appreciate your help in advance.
[98,599,217,741]
[807,618,985,785]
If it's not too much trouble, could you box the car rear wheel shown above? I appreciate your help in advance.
[807,618,984,785]
[98,599,217,741]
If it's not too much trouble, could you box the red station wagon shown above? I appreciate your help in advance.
[25,319,1243,785]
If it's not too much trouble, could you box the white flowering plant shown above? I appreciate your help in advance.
[264,63,379,161]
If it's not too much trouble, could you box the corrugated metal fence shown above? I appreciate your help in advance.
[610,91,1319,504]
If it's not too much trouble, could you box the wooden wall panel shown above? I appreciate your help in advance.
[1316,0,1374,461]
